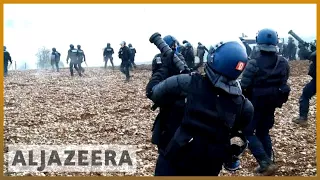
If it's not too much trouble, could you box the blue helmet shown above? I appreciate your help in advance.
[206,41,248,80]
[256,28,278,52]
[163,35,178,47]
[185,43,192,47]
[163,35,179,53]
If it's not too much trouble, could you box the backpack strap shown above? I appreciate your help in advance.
[271,56,281,74]
[261,56,281,81]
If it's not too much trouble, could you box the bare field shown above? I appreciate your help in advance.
[4,60,317,176]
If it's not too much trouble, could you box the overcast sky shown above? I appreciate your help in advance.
[4,4,317,69]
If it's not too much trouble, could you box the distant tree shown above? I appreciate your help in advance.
[36,46,65,69]
[36,46,51,69]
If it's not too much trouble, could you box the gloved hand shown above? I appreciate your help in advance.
[180,67,191,74]
[161,51,175,68]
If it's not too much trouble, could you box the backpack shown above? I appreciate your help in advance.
[255,56,291,108]
[51,53,56,61]
[56,52,61,61]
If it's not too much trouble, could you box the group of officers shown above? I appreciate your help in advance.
[3,28,317,176]
[3,42,138,79]
[47,42,137,80]
[145,28,316,176]
[277,37,316,61]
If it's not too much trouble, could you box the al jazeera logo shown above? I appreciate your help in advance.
[7,145,137,173]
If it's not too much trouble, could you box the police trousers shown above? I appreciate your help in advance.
[104,55,114,69]
[69,62,81,76]
[244,95,276,164]
[154,128,227,176]
[4,60,9,76]
[120,61,130,79]
[299,78,316,118]
[51,60,59,72]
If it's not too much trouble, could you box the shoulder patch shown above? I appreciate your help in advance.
[235,61,246,71]
[155,57,162,64]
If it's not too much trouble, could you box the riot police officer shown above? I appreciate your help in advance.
[293,51,316,126]
[77,45,86,73]
[183,42,195,69]
[51,47,61,72]
[147,38,254,176]
[103,43,114,70]
[241,28,291,176]
[147,35,189,175]
[195,42,208,70]
[128,43,137,69]
[287,37,297,60]
[118,41,131,82]
[4,46,12,77]
[66,44,81,77]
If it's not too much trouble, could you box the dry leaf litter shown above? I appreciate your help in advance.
[4,60,317,176]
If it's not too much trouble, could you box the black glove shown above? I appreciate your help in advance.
[161,51,175,68]
[180,67,191,74]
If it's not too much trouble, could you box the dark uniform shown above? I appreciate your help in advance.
[118,41,131,81]
[147,40,253,176]
[282,44,289,58]
[4,46,12,77]
[66,44,81,77]
[287,37,297,60]
[51,47,61,72]
[148,35,187,146]
[77,45,86,73]
[128,43,137,69]
[293,51,316,126]
[241,28,291,176]
[195,42,208,70]
[147,35,190,175]
[178,44,186,56]
[103,43,114,70]
[297,43,311,60]
[182,43,195,69]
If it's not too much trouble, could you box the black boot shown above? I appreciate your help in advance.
[292,116,308,126]
[254,160,277,176]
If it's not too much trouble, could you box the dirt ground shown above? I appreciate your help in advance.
[3,60,317,176]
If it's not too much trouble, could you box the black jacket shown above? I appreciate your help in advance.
[118,46,131,61]
[308,51,316,79]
